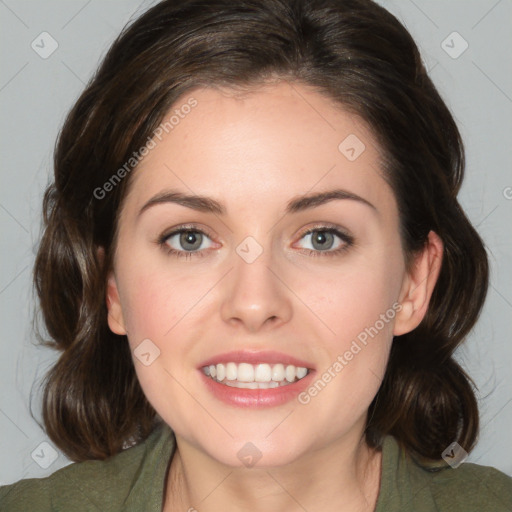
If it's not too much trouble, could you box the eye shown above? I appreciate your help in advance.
[295,225,354,257]
[158,225,214,259]
[157,223,354,260]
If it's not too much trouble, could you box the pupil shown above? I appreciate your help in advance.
[181,231,201,250]
[313,231,333,250]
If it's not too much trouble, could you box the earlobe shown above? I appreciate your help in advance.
[393,230,443,336]
[106,272,127,335]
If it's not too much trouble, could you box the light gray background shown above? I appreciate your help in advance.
[0,0,511,485]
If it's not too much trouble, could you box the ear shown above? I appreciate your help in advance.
[106,272,127,335]
[393,230,443,336]
[98,247,127,336]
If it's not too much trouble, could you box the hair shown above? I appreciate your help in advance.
[33,0,488,463]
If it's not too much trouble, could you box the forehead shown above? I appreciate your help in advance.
[124,82,395,220]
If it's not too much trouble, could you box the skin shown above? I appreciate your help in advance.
[106,81,443,512]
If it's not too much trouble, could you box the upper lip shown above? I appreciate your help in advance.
[198,350,315,370]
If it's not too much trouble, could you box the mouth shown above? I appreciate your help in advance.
[198,350,315,407]
[202,362,310,389]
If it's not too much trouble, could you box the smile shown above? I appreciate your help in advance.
[202,362,310,389]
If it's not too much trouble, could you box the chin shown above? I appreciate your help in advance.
[207,439,306,469]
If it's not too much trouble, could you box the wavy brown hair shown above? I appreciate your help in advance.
[33,0,488,462]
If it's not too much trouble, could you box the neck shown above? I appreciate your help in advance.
[163,427,382,512]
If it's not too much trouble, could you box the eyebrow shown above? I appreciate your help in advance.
[138,188,377,217]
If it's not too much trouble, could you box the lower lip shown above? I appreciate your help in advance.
[199,370,315,408]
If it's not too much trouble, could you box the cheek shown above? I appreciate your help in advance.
[119,263,208,345]
[302,254,403,352]
[293,246,403,422]
[117,262,209,427]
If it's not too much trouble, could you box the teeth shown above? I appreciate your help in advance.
[202,362,309,387]
[216,364,226,381]
[226,362,237,381]
[254,364,272,382]
[296,367,308,379]
[285,365,296,382]
[237,363,254,382]
[272,363,285,381]
[225,380,280,389]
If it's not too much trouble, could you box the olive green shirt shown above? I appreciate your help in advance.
[1,423,511,511]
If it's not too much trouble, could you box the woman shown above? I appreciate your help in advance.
[1,0,511,510]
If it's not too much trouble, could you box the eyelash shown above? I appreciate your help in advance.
[157,223,354,260]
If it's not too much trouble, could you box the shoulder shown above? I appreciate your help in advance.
[427,460,512,511]
[0,477,52,512]
[0,422,175,512]
[377,435,512,512]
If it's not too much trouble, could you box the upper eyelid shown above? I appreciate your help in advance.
[159,224,213,240]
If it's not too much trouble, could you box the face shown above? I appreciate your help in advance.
[107,81,420,467]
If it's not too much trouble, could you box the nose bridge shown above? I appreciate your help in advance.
[219,234,293,332]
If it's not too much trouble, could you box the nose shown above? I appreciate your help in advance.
[219,241,293,333]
